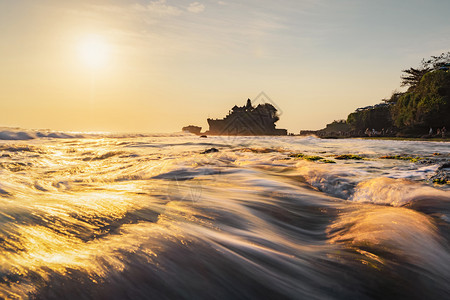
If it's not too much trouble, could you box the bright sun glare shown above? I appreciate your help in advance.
[78,35,110,69]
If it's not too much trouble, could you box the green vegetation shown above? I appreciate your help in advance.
[401,52,450,89]
[335,154,364,160]
[433,178,449,185]
[320,159,336,164]
[379,155,421,162]
[317,120,351,136]
[289,153,323,160]
[347,105,392,133]
[392,70,450,130]
[289,153,305,158]
[303,155,324,161]
[289,153,334,162]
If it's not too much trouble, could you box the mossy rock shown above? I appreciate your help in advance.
[288,153,326,162]
[335,154,364,160]
[320,159,336,164]
[379,155,421,162]
[433,178,449,185]
[303,155,324,161]
[431,169,449,185]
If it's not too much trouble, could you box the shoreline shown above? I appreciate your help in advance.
[316,136,450,142]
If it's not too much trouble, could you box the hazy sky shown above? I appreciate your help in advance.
[1,0,449,133]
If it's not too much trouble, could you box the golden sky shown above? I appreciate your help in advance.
[1,0,449,133]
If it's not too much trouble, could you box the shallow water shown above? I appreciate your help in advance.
[0,133,449,299]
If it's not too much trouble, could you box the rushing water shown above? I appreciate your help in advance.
[0,131,449,299]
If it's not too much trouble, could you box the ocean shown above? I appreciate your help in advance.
[0,130,449,299]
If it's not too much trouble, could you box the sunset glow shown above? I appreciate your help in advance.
[78,35,110,70]
[0,1,449,298]
[0,0,449,133]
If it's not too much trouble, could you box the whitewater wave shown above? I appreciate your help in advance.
[350,177,450,206]
[0,128,86,140]
[0,134,449,299]
[0,127,199,141]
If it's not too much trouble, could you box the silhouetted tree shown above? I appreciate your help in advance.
[401,52,450,89]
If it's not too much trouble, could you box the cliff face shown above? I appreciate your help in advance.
[206,99,287,136]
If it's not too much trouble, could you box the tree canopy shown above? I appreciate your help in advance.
[401,52,450,89]
[393,69,450,129]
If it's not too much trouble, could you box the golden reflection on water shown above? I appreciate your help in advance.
[327,205,443,269]
[0,143,210,298]
[1,137,449,298]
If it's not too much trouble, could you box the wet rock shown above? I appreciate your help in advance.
[438,162,450,170]
[321,159,336,164]
[430,171,449,184]
[430,161,450,184]
[201,148,219,154]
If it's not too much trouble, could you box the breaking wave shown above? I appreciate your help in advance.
[0,128,86,140]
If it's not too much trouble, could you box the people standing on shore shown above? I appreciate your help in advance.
[429,127,433,136]
[442,126,447,138]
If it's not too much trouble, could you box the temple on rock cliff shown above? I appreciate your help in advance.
[205,99,287,136]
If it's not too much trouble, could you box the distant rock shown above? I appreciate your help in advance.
[182,125,202,135]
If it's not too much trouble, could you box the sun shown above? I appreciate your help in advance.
[78,35,110,70]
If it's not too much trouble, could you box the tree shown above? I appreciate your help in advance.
[401,52,450,89]
[393,70,450,130]
[347,105,392,131]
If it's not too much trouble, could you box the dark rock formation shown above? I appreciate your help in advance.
[201,148,219,154]
[205,99,287,136]
[182,125,202,135]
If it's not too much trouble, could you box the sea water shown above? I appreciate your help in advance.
[0,131,449,299]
